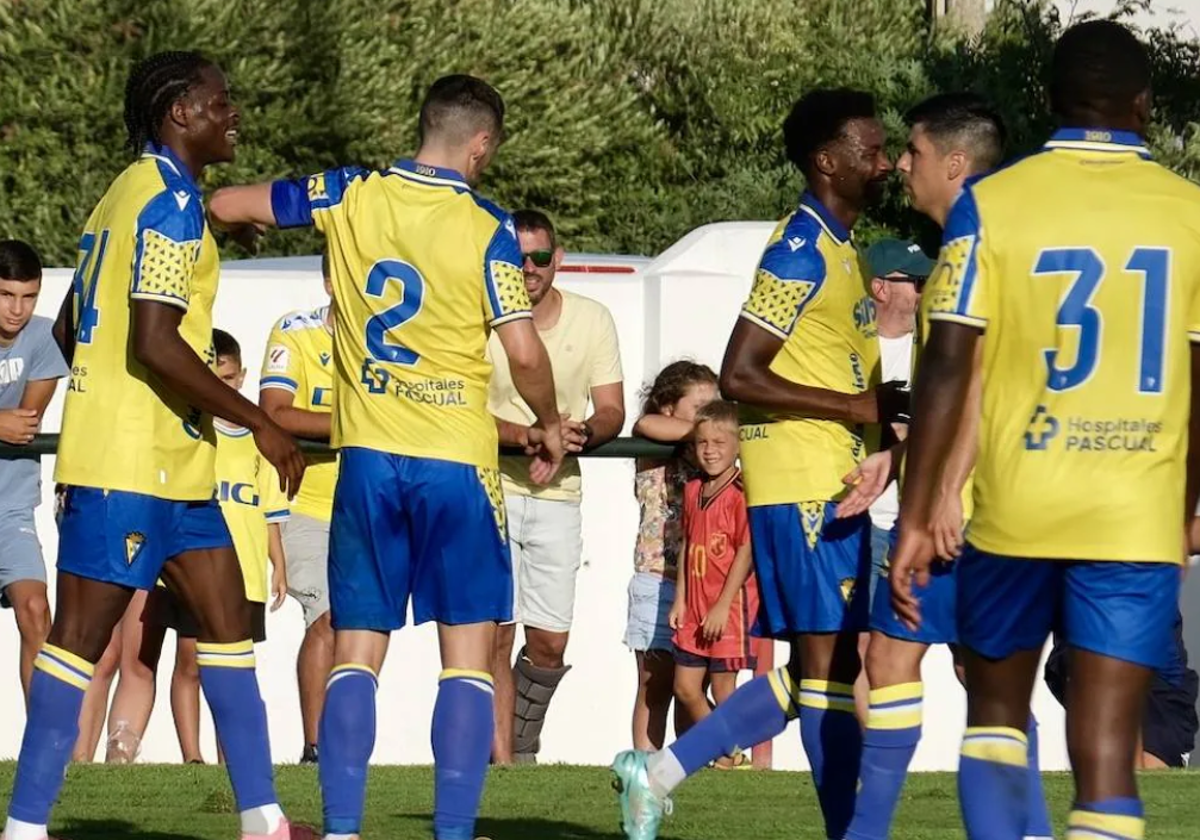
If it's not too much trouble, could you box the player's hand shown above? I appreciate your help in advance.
[561,414,589,454]
[890,525,936,632]
[701,602,729,642]
[270,563,288,612]
[836,448,894,519]
[526,419,565,485]
[930,491,965,561]
[668,600,685,631]
[0,408,39,446]
[254,420,307,500]
[875,380,911,426]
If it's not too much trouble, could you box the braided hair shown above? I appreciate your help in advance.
[124,51,213,154]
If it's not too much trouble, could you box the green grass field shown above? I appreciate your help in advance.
[14,762,1200,839]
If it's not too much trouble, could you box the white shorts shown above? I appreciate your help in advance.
[505,495,583,633]
[281,512,331,627]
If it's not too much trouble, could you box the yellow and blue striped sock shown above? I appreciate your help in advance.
[433,669,496,840]
[844,682,924,840]
[319,664,379,837]
[1066,798,1144,840]
[959,726,1029,838]
[196,640,280,834]
[798,679,862,840]
[8,645,95,828]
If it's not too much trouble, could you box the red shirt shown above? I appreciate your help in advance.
[674,469,758,660]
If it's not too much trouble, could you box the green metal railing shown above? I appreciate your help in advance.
[0,435,677,461]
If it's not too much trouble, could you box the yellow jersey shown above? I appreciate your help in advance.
[260,306,337,522]
[737,192,881,507]
[57,144,220,499]
[270,160,531,468]
[926,128,1200,563]
[214,422,289,603]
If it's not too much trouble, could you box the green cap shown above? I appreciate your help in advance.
[866,238,934,280]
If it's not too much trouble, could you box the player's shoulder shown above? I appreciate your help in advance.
[305,165,380,212]
[758,210,827,282]
[272,307,329,335]
[132,155,205,236]
[467,193,517,235]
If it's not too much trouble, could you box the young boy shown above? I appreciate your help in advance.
[144,328,289,763]
[668,399,757,769]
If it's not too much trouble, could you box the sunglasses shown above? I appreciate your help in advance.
[884,273,927,291]
[522,249,554,268]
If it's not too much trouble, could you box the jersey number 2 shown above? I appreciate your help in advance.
[364,259,425,366]
[1034,246,1168,394]
[72,230,109,344]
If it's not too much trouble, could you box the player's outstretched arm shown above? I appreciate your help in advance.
[891,321,979,629]
[132,300,305,496]
[495,318,563,483]
[720,319,884,424]
[260,388,331,441]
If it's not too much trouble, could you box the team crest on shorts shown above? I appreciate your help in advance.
[839,577,856,604]
[708,532,729,559]
[799,501,825,550]
[124,532,147,566]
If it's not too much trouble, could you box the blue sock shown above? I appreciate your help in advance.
[319,664,379,836]
[1066,797,1143,839]
[196,641,277,814]
[959,726,1029,840]
[799,680,862,840]
[8,646,94,826]
[666,669,798,780]
[432,670,495,840]
[1024,715,1054,838]
[844,682,923,840]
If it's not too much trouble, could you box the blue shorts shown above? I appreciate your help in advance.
[870,524,958,645]
[958,544,1181,670]
[328,447,512,631]
[749,502,870,638]
[57,487,233,590]
[866,524,891,607]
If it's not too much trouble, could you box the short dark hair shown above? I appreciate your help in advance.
[905,92,1007,172]
[0,240,42,282]
[212,328,241,364]
[512,209,557,250]
[418,74,505,148]
[1050,20,1150,124]
[695,399,739,429]
[124,51,214,153]
[783,88,877,176]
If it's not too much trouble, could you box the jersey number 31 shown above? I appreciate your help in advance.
[1035,246,1168,395]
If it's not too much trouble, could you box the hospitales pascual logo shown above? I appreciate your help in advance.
[1024,405,1060,451]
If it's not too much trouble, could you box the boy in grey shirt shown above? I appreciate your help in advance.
[0,240,69,705]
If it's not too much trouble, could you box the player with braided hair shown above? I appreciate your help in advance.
[1,52,310,840]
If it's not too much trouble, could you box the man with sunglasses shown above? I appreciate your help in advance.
[486,209,626,765]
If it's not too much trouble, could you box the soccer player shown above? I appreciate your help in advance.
[0,240,68,705]
[611,88,903,840]
[208,75,564,840]
[259,252,337,765]
[892,21,1200,840]
[2,52,309,840]
[835,93,1054,840]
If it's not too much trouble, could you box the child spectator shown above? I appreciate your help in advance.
[624,360,718,751]
[668,400,757,769]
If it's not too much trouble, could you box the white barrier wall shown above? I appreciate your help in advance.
[7,222,1071,771]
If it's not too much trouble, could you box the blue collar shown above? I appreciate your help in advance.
[798,190,851,244]
[1044,128,1152,159]
[141,143,200,191]
[389,159,471,191]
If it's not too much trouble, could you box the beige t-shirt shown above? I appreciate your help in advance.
[487,289,623,501]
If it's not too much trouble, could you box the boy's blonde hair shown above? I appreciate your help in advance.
[694,399,739,430]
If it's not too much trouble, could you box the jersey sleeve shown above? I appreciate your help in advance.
[129,189,204,311]
[256,457,290,524]
[259,320,305,395]
[270,166,371,232]
[739,238,826,340]
[588,305,624,388]
[27,319,69,381]
[481,215,532,327]
[926,188,989,329]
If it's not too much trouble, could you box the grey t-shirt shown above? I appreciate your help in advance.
[0,315,69,511]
